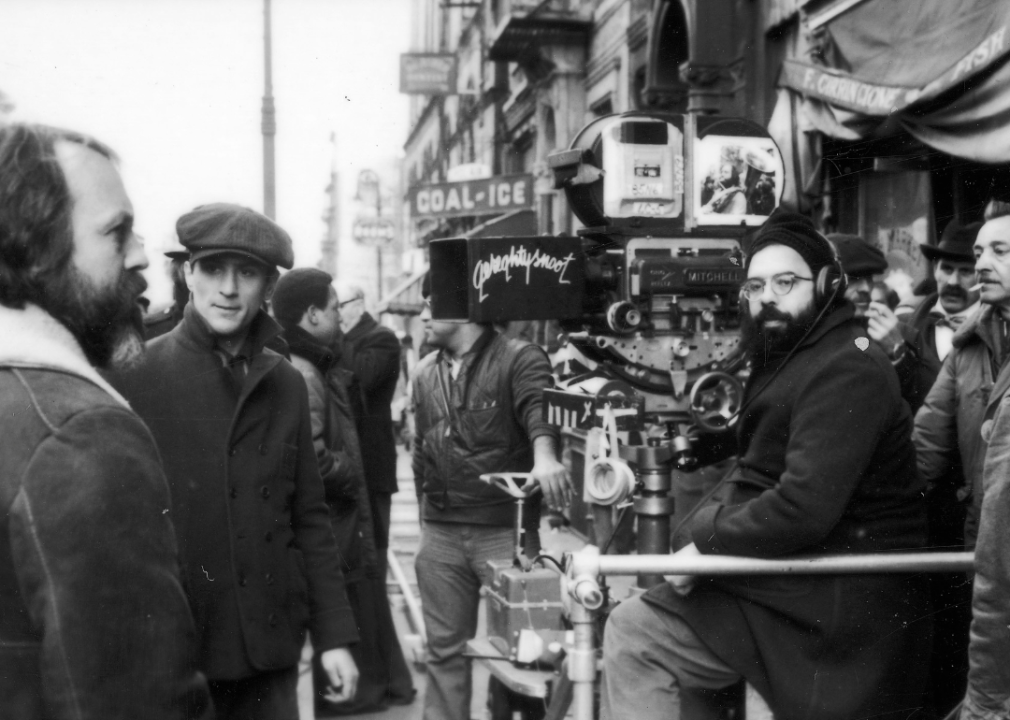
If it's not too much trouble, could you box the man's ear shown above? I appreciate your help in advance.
[263,273,279,302]
[183,260,196,293]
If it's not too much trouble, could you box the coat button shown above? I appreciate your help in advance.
[265,573,275,585]
[261,486,271,499]
[268,612,279,627]
[230,486,238,499]
[229,447,237,457]
[264,531,273,542]
[238,573,247,587]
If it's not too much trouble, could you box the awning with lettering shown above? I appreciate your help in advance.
[776,0,1010,164]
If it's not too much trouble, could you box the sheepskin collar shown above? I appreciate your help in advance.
[0,302,130,408]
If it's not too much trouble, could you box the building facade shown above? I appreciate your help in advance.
[394,0,1010,316]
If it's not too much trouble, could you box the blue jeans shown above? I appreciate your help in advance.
[415,521,515,720]
[601,594,741,720]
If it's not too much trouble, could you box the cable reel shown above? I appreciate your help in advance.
[584,406,636,506]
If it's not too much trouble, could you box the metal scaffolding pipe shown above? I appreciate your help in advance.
[590,550,974,577]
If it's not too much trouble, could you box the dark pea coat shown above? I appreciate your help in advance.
[647,305,932,720]
[285,325,378,578]
[340,312,401,496]
[112,305,358,680]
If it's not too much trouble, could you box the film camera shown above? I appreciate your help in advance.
[434,112,786,717]
[429,112,785,446]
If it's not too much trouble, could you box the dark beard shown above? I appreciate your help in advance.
[741,302,820,366]
[43,265,148,370]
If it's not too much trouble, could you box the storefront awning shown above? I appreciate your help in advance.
[464,209,537,238]
[777,0,1010,163]
[377,268,428,316]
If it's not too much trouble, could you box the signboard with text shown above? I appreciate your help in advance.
[408,175,534,220]
[428,235,584,322]
[352,217,396,247]
[400,53,457,95]
[780,23,1007,115]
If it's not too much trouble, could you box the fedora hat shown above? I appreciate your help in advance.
[921,220,981,263]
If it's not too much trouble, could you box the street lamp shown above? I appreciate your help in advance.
[353,170,396,300]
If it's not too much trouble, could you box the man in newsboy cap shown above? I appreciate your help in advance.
[827,233,890,318]
[111,203,359,720]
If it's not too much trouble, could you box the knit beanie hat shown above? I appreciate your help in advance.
[746,210,835,278]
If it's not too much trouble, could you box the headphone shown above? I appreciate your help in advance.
[730,231,847,426]
[740,234,846,308]
[813,234,846,308]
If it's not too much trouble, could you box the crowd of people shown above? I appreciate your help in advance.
[2,117,1009,720]
[0,120,570,720]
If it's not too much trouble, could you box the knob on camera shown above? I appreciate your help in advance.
[688,372,743,433]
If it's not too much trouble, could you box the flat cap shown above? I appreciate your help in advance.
[827,233,887,278]
[176,203,294,269]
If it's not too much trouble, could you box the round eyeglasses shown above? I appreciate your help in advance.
[741,273,813,301]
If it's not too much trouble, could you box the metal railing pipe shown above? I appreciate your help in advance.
[565,548,975,720]
[592,550,975,577]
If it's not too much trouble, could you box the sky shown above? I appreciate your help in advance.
[0,0,412,305]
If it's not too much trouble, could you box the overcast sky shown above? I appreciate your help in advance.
[1,0,411,304]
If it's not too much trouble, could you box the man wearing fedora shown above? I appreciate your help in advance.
[112,203,359,720]
[906,221,983,719]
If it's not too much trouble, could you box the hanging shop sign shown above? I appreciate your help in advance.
[408,174,534,220]
[352,217,396,247]
[400,53,458,95]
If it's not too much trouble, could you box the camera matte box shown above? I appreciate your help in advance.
[429,236,585,322]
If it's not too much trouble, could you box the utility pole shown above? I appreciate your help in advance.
[262,0,277,219]
[319,133,340,276]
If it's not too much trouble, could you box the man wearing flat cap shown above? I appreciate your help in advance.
[112,203,359,720]
[601,211,930,720]
[827,233,890,319]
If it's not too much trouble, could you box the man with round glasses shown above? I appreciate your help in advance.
[601,211,930,720]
